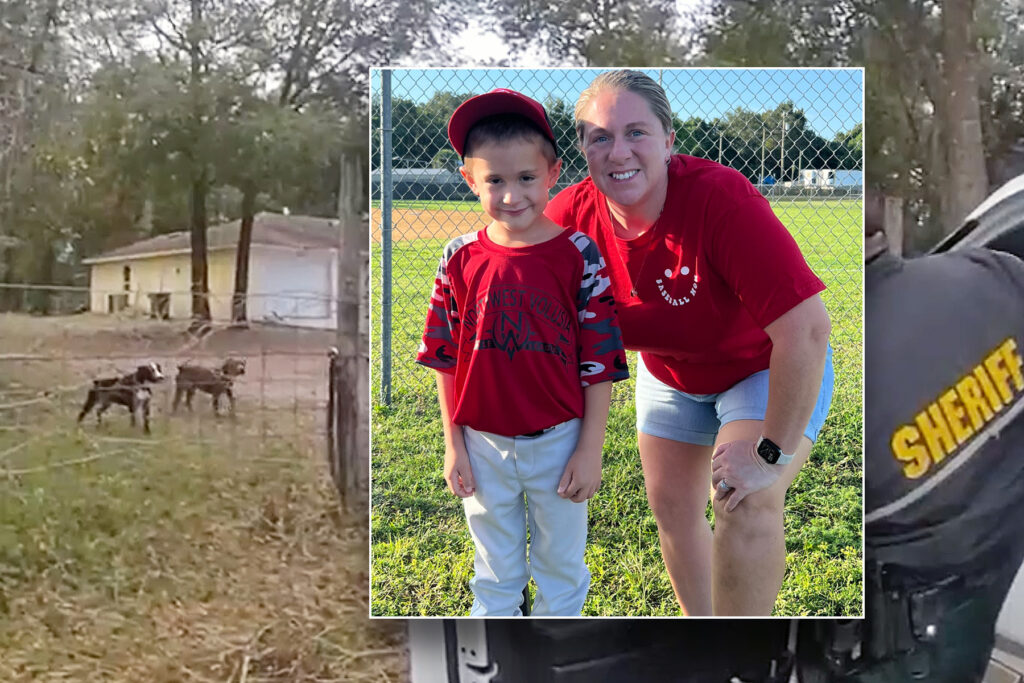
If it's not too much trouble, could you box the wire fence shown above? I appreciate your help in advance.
[0,283,366,505]
[0,281,339,327]
[370,68,863,406]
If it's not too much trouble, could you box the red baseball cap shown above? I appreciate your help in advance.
[447,88,558,158]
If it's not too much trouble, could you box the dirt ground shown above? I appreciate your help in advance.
[0,312,337,411]
[370,207,487,242]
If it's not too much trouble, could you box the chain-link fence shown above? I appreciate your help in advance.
[371,68,863,409]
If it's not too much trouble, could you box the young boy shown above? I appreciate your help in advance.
[415,89,629,616]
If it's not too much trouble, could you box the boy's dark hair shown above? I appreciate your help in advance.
[463,114,558,166]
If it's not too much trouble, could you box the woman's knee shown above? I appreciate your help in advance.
[712,486,785,532]
[646,483,709,528]
[639,434,713,524]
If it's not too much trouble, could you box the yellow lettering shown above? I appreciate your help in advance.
[974,365,1005,413]
[985,350,1015,404]
[891,425,930,479]
[915,405,956,464]
[955,375,992,430]
[894,339,1024,481]
[938,389,973,445]
[999,338,1024,391]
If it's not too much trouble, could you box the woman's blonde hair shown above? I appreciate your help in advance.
[574,70,674,143]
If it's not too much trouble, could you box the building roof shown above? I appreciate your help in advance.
[370,168,461,183]
[82,212,339,264]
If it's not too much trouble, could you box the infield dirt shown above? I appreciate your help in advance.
[371,207,487,242]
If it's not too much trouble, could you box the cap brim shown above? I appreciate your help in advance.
[447,91,555,158]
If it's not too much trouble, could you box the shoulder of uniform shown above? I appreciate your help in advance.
[442,230,481,261]
[565,230,601,262]
[924,247,1024,281]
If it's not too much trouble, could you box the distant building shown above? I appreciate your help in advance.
[370,167,471,201]
[82,213,340,329]
[799,169,864,188]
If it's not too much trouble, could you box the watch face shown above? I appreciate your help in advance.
[757,438,781,464]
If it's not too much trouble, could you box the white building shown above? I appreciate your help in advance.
[82,213,340,329]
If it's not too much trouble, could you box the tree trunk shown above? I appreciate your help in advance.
[189,175,210,323]
[940,0,988,235]
[188,0,210,326]
[231,184,256,326]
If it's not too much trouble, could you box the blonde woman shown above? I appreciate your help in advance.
[546,70,834,616]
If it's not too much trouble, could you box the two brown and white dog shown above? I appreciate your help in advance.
[77,358,246,433]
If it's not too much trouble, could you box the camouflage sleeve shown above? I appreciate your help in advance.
[415,250,458,373]
[569,232,629,387]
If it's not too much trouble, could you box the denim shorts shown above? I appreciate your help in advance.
[635,345,834,446]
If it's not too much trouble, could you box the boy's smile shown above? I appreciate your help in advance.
[460,138,563,247]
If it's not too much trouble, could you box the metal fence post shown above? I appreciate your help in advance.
[380,69,394,406]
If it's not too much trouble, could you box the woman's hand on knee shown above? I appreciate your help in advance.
[710,440,783,512]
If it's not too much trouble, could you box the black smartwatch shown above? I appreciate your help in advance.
[756,436,794,465]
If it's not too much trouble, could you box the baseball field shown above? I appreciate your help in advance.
[370,198,863,617]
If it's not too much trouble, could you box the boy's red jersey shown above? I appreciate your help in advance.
[416,227,629,436]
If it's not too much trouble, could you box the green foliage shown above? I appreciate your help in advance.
[698,0,1024,250]
[483,0,690,66]
[699,1,859,67]
[430,149,460,172]
[376,92,862,188]
[2,0,465,289]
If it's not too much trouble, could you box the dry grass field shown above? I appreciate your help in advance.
[0,313,406,682]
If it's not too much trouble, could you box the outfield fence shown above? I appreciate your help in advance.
[371,68,863,407]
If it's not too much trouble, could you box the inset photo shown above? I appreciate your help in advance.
[369,67,863,617]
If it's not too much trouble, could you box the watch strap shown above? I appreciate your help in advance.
[756,436,795,465]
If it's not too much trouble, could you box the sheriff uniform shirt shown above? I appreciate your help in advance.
[416,227,629,437]
[866,248,1024,574]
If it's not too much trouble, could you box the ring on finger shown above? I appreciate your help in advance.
[718,479,731,491]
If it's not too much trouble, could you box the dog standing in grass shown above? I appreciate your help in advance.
[77,362,165,433]
[173,358,246,416]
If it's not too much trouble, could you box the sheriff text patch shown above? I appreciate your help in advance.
[890,337,1024,479]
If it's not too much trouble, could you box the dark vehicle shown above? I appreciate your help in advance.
[409,619,798,682]
[930,174,1024,679]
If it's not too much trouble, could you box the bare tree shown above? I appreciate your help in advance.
[187,0,212,325]
[940,0,988,234]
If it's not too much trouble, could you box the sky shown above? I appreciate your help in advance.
[372,68,863,140]
[449,0,712,66]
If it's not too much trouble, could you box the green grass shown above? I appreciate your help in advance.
[0,405,405,680]
[388,199,483,212]
[370,198,863,616]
